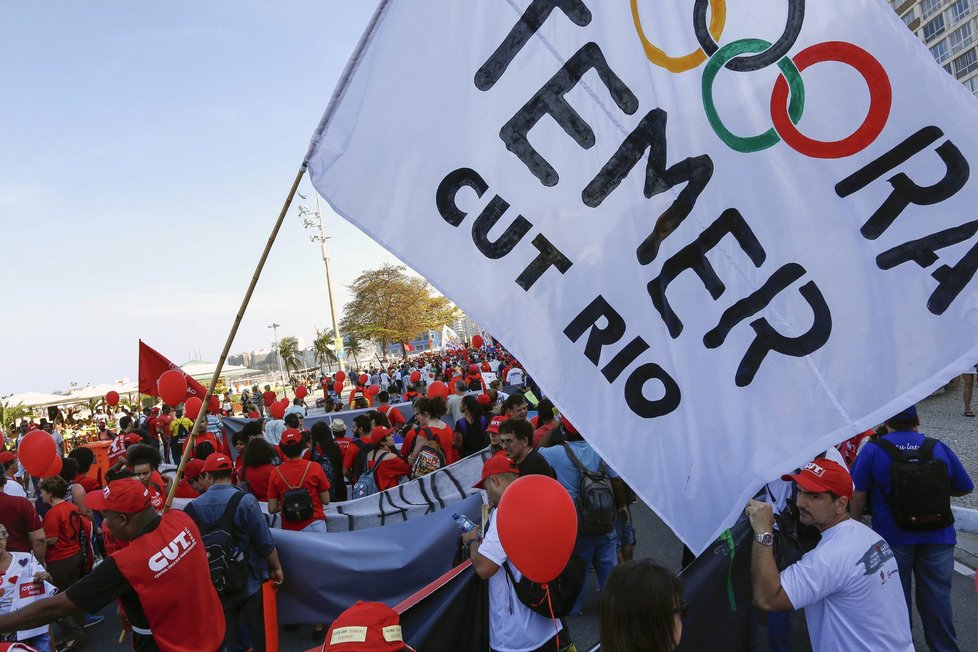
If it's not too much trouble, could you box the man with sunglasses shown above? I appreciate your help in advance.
[747,457,912,652]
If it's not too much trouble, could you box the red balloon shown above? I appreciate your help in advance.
[472,335,484,348]
[17,431,56,476]
[295,385,308,399]
[41,456,63,479]
[366,385,380,397]
[158,370,188,406]
[208,395,220,413]
[184,397,203,421]
[427,381,448,400]
[409,370,422,383]
[332,381,343,394]
[105,391,120,407]
[497,475,577,583]
[269,401,286,420]
[335,371,347,383]
[358,374,368,386]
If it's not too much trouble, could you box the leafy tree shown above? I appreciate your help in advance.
[277,337,302,376]
[346,333,365,369]
[0,401,31,434]
[341,264,459,359]
[313,328,339,371]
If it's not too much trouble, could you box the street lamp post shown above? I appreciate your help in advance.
[300,192,346,372]
[268,322,285,387]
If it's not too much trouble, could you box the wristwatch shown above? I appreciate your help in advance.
[754,532,774,546]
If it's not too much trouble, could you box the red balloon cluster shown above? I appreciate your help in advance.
[358,374,368,386]
[208,395,220,413]
[295,385,308,399]
[427,381,449,400]
[158,370,188,406]
[42,456,63,478]
[497,475,577,583]
[409,371,422,383]
[335,371,346,383]
[366,385,380,398]
[105,391,120,407]
[472,335,484,348]
[18,431,57,477]
[333,381,344,394]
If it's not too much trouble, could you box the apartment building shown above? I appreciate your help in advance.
[891,0,978,93]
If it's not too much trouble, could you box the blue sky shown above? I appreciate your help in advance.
[0,1,409,395]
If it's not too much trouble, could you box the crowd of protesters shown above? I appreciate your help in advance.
[0,342,974,652]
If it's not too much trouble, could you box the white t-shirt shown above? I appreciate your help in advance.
[780,519,912,652]
[3,480,26,499]
[478,514,561,652]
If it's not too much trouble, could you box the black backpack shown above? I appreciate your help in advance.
[503,555,586,618]
[276,464,315,522]
[560,442,616,535]
[184,491,249,597]
[870,437,955,531]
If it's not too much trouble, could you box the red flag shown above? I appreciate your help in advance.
[138,340,208,402]
[403,342,414,352]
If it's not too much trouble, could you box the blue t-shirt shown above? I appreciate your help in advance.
[850,431,974,547]
[539,441,618,501]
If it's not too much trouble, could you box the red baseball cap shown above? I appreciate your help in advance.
[280,429,303,446]
[476,393,491,406]
[123,432,142,446]
[184,459,206,482]
[367,426,391,445]
[202,453,233,474]
[0,451,16,465]
[485,415,509,434]
[85,479,152,514]
[322,601,414,652]
[782,458,853,499]
[474,453,519,489]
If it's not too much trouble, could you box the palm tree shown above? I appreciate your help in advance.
[346,333,365,370]
[0,401,32,434]
[313,328,339,372]
[277,336,302,377]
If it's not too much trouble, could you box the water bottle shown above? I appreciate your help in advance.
[452,513,478,534]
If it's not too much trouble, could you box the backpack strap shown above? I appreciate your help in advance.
[275,467,296,491]
[868,437,909,462]
[559,442,589,473]
[919,437,939,460]
[216,491,246,533]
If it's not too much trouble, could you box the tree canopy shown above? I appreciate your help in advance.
[340,264,459,358]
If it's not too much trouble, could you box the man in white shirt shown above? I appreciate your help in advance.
[747,458,912,652]
[462,455,562,652]
[0,453,26,498]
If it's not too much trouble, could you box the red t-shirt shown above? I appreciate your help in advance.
[342,440,364,472]
[533,422,558,448]
[367,454,413,491]
[378,405,405,428]
[173,479,199,499]
[156,414,174,440]
[267,459,331,531]
[335,437,354,456]
[243,464,274,502]
[262,391,277,407]
[74,474,100,493]
[43,501,82,562]
[0,494,42,553]
[146,416,160,441]
[424,425,458,464]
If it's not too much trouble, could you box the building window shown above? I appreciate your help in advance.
[953,48,978,77]
[922,0,943,19]
[949,23,974,52]
[903,6,919,25]
[950,0,972,23]
[924,14,947,41]
[965,75,978,94]
[932,39,951,61]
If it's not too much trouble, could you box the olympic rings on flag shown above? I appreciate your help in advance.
[702,39,806,154]
[631,0,726,73]
[769,41,892,159]
[693,0,805,72]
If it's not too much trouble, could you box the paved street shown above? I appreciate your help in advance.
[918,378,978,509]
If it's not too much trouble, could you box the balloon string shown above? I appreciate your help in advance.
[545,583,560,650]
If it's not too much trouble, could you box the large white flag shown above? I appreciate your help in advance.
[306,0,978,552]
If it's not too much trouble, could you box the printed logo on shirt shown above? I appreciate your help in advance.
[856,539,894,576]
[19,582,43,599]
[802,461,826,477]
[148,527,197,577]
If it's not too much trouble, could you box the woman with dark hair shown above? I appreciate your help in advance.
[364,429,412,491]
[409,397,458,465]
[599,559,685,652]
[67,448,98,493]
[39,475,87,649]
[456,394,490,458]
[310,422,347,502]
[194,440,216,461]
[241,438,276,502]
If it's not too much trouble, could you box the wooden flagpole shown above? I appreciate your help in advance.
[164,166,306,510]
